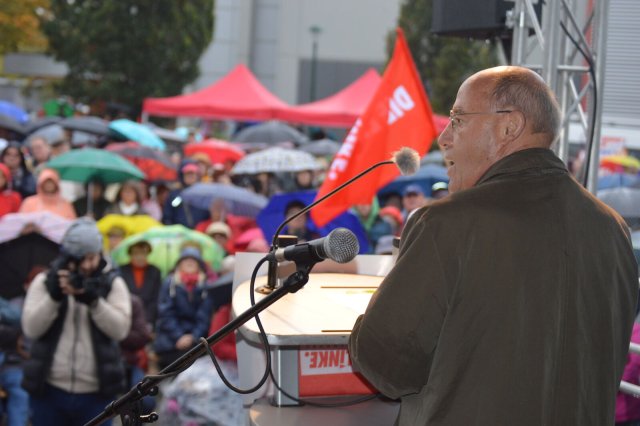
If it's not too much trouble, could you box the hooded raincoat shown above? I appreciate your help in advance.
[349,149,638,425]
[19,168,76,219]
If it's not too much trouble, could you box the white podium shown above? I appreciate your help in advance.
[232,253,400,425]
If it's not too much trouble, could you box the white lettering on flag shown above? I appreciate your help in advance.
[388,85,415,124]
[327,118,362,181]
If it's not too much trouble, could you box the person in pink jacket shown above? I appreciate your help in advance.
[616,321,640,426]
[19,168,76,220]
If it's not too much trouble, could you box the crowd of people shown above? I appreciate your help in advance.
[0,119,451,425]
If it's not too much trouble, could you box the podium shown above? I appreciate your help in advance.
[232,253,400,425]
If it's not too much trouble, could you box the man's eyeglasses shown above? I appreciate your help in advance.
[448,110,513,130]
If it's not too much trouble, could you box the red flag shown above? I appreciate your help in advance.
[311,28,437,227]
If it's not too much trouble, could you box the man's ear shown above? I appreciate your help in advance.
[502,110,526,142]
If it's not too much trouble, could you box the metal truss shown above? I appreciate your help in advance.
[507,0,609,193]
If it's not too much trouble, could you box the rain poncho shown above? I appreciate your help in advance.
[19,168,76,219]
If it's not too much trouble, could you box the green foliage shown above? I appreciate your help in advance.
[40,1,214,112]
[0,0,49,54]
[389,0,498,114]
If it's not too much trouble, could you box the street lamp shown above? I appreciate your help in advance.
[309,25,322,102]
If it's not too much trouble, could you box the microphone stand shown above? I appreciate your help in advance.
[85,264,313,426]
[258,159,395,294]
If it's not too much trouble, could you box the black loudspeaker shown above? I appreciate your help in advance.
[431,0,541,40]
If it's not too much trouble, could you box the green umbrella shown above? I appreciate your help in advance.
[47,148,145,216]
[110,224,224,277]
[46,148,145,184]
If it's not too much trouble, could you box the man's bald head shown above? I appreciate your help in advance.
[472,66,562,147]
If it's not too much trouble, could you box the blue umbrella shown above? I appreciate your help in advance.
[0,101,29,124]
[378,163,449,197]
[180,183,268,218]
[598,173,640,190]
[109,119,166,151]
[256,190,370,254]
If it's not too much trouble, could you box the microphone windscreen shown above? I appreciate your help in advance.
[393,147,420,176]
[323,228,360,263]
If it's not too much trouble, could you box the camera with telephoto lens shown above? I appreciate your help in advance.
[50,252,85,290]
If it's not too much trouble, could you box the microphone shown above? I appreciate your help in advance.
[393,146,421,176]
[257,147,420,294]
[269,147,420,247]
[267,228,360,265]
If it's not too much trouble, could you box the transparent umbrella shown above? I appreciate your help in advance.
[231,147,321,175]
[110,225,224,277]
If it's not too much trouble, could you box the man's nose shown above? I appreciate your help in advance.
[437,122,452,150]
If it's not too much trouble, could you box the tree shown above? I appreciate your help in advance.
[40,1,214,113]
[0,0,49,54]
[388,0,498,114]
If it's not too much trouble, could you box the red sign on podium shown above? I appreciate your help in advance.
[298,345,377,397]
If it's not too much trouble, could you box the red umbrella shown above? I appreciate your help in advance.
[106,141,177,181]
[184,139,245,166]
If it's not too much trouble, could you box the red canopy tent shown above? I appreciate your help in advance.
[275,68,382,128]
[275,68,450,132]
[142,64,289,121]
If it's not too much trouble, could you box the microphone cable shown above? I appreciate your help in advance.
[198,255,273,394]
[199,255,385,408]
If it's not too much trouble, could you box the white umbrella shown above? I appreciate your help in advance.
[231,147,321,174]
[0,211,73,244]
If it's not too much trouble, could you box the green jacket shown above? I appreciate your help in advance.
[349,148,638,425]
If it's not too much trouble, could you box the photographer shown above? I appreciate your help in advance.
[21,217,131,426]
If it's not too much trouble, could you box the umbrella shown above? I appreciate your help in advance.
[232,120,309,145]
[598,173,640,190]
[233,140,295,152]
[421,150,445,166]
[256,190,369,253]
[148,125,186,143]
[0,101,29,124]
[71,130,105,147]
[106,141,177,181]
[299,138,341,157]
[23,117,62,135]
[59,116,111,137]
[109,119,167,151]
[25,124,66,146]
[231,147,321,175]
[0,211,73,244]
[378,163,449,197]
[97,214,162,251]
[597,187,640,226]
[180,183,268,218]
[0,114,26,136]
[184,139,245,165]
[600,155,640,169]
[110,224,225,277]
[46,148,145,184]
[47,148,145,216]
[0,233,60,299]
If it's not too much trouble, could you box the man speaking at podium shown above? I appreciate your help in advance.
[349,66,638,425]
